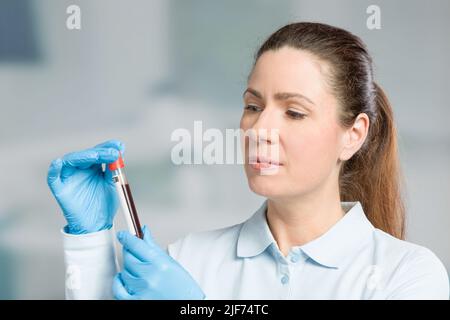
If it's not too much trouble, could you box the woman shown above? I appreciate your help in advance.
[47,22,449,299]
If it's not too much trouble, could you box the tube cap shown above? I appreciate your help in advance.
[108,153,125,171]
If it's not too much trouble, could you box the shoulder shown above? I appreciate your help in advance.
[372,229,449,299]
[167,222,244,261]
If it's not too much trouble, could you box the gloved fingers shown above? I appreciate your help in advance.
[141,226,166,258]
[60,147,119,181]
[96,140,125,185]
[121,269,149,295]
[123,248,153,278]
[112,273,133,300]
[117,230,163,262]
[62,147,119,169]
[142,225,155,246]
[47,158,63,191]
[94,139,126,154]
[104,164,115,186]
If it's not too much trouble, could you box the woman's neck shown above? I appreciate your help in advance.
[266,186,345,257]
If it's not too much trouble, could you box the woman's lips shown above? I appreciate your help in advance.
[248,156,282,171]
[250,162,281,170]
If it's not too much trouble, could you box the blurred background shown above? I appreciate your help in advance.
[0,0,449,299]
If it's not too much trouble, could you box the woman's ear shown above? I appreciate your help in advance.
[338,113,370,161]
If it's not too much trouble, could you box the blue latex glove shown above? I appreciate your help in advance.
[113,226,205,300]
[47,140,125,234]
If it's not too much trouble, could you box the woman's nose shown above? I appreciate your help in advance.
[250,109,280,145]
[248,128,274,145]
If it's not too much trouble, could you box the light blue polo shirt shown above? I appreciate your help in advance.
[167,200,449,299]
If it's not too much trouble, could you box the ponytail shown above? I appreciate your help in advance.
[339,83,406,239]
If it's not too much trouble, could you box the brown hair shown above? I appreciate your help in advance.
[252,22,406,239]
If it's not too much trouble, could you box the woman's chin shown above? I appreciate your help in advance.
[247,175,282,198]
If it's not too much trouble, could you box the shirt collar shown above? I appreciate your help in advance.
[236,199,374,269]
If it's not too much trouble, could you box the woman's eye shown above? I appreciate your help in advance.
[244,104,262,112]
[286,109,306,120]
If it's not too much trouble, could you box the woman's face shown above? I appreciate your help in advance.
[240,46,351,200]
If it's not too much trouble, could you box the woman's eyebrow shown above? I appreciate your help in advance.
[243,88,315,106]
[274,92,316,106]
[242,88,263,99]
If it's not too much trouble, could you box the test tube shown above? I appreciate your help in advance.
[108,153,143,239]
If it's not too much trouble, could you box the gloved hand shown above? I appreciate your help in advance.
[113,226,205,300]
[47,139,125,234]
